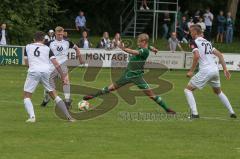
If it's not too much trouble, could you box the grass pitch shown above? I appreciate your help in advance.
[0,65,240,159]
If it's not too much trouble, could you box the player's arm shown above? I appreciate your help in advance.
[149,46,158,54]
[213,48,231,80]
[70,41,84,64]
[120,46,140,55]
[49,50,67,84]
[24,47,29,66]
[187,50,200,78]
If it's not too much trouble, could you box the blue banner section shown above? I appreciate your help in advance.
[0,45,24,65]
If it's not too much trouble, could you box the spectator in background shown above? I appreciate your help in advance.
[78,31,92,48]
[44,29,55,43]
[140,0,149,10]
[226,12,234,44]
[216,11,226,43]
[177,6,183,26]
[197,17,206,33]
[187,17,194,30]
[193,10,200,23]
[204,7,214,41]
[111,33,124,48]
[98,32,111,49]
[162,12,171,39]
[75,11,87,35]
[0,23,9,45]
[168,32,183,53]
[180,16,190,42]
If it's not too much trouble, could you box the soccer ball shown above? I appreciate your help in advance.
[78,100,90,111]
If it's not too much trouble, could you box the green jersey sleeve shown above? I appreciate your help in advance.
[138,48,149,59]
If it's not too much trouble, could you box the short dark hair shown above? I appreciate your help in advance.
[190,25,203,34]
[34,31,45,41]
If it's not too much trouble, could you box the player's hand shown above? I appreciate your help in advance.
[62,75,69,85]
[152,48,159,54]
[186,71,194,78]
[224,70,231,80]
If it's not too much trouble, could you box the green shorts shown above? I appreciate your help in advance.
[115,71,149,89]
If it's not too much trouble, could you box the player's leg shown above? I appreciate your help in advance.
[83,83,121,100]
[23,72,40,122]
[23,92,36,122]
[184,72,207,118]
[209,76,236,118]
[83,73,130,100]
[133,77,176,114]
[184,85,198,118]
[41,72,74,121]
[143,89,176,114]
[40,89,50,107]
[62,73,72,108]
[48,91,75,121]
[40,70,57,107]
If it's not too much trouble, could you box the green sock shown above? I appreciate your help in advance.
[94,86,110,97]
[154,96,169,111]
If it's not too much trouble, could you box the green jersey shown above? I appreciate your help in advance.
[126,47,150,77]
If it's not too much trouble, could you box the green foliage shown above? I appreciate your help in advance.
[0,0,58,45]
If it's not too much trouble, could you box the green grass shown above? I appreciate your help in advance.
[0,65,240,159]
[69,33,240,53]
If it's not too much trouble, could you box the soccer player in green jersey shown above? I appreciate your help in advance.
[83,33,176,114]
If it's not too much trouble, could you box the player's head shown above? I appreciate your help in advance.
[34,31,45,43]
[137,33,149,48]
[55,26,64,40]
[206,7,210,13]
[190,25,203,39]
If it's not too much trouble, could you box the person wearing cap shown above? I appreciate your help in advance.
[44,29,55,43]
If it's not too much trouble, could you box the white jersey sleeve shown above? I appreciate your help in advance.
[190,37,218,71]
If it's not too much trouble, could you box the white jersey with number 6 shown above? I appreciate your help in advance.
[24,43,55,73]
[190,37,218,71]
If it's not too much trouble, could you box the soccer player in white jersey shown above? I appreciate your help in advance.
[41,26,83,109]
[184,25,237,119]
[23,31,75,122]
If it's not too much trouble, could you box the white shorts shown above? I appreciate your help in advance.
[24,72,54,93]
[50,62,68,89]
[189,70,221,89]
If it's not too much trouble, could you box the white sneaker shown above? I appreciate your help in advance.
[140,6,145,10]
[26,117,36,123]
[146,6,150,10]
[68,118,76,122]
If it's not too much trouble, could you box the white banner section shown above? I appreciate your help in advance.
[67,48,129,68]
[147,51,185,69]
[67,49,186,69]
[185,53,240,71]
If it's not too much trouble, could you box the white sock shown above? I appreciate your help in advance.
[63,84,70,102]
[24,98,35,118]
[218,92,235,114]
[184,89,198,115]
